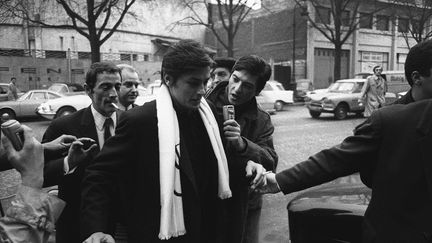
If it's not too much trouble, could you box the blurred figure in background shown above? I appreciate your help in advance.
[207,57,236,91]
[360,66,387,117]
[8,78,18,101]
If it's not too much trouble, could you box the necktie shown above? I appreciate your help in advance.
[103,118,113,142]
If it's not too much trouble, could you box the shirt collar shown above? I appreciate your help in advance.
[91,105,117,131]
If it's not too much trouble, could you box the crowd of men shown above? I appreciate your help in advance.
[1,38,432,243]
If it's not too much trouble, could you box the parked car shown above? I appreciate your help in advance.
[288,174,370,243]
[307,79,397,120]
[0,90,63,119]
[354,70,410,94]
[48,83,85,95]
[38,84,151,119]
[294,79,313,102]
[259,80,294,111]
[36,94,91,120]
[0,83,24,102]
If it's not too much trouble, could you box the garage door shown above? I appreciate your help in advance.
[314,48,350,89]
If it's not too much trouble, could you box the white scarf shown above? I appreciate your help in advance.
[156,84,231,240]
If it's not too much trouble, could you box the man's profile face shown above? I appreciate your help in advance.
[418,69,432,98]
[211,67,231,84]
[119,70,139,107]
[227,70,257,106]
[87,72,121,116]
[167,66,210,110]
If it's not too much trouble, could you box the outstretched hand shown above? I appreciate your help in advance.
[252,172,281,194]
[83,232,115,243]
[67,137,98,169]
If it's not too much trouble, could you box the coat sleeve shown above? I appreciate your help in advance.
[41,120,68,187]
[80,112,139,240]
[275,111,383,194]
[236,114,278,171]
[0,186,65,243]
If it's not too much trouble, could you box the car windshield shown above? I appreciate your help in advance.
[328,82,356,93]
[48,84,67,93]
[274,83,285,90]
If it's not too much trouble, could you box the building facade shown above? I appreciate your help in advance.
[0,0,207,90]
[205,0,427,89]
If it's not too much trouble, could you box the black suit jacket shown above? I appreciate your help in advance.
[275,99,432,242]
[42,106,121,243]
[80,100,229,243]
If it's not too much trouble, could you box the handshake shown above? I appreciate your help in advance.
[246,160,281,194]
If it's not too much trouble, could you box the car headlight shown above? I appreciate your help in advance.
[322,97,332,104]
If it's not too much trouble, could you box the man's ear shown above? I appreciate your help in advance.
[163,73,173,86]
[411,71,422,86]
[84,83,93,94]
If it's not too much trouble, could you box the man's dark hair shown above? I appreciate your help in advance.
[405,39,432,86]
[161,39,213,84]
[85,62,121,91]
[213,57,236,72]
[232,55,272,94]
[10,77,16,81]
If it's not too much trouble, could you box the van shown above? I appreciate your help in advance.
[354,70,410,94]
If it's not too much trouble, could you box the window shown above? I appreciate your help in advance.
[120,53,131,61]
[398,18,409,32]
[45,50,67,59]
[341,10,350,27]
[315,7,331,24]
[48,93,61,99]
[359,13,373,29]
[78,52,91,59]
[359,51,389,72]
[376,15,389,31]
[144,54,149,61]
[30,92,46,100]
[132,54,138,61]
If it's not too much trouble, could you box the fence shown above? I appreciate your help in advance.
[0,48,162,91]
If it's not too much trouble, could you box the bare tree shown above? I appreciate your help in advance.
[392,0,432,47]
[174,0,257,57]
[11,0,138,63]
[296,0,386,81]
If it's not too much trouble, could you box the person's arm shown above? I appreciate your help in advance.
[0,125,65,243]
[256,110,383,195]
[236,115,278,172]
[275,112,382,194]
[80,111,138,241]
[360,77,370,99]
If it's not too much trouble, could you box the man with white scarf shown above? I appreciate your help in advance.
[80,40,267,243]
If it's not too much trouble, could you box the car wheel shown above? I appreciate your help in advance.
[309,110,321,118]
[56,107,76,118]
[0,109,16,121]
[274,101,284,111]
[334,104,348,120]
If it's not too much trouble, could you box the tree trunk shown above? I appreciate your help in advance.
[334,43,342,82]
[227,32,234,57]
[90,39,101,63]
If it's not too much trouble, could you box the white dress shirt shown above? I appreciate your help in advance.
[63,105,117,174]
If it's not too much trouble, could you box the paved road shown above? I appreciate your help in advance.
[0,105,366,242]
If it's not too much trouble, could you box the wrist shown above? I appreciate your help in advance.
[236,137,247,153]
[21,173,43,188]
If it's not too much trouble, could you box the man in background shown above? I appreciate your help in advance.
[117,64,140,111]
[8,77,18,100]
[207,57,236,90]
[42,62,122,243]
[206,55,278,243]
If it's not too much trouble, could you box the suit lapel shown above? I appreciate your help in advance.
[80,106,100,150]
